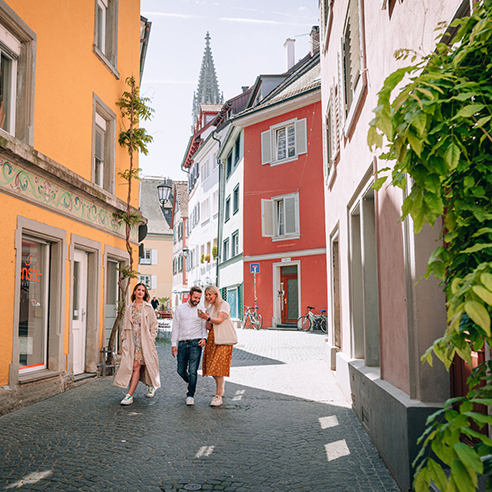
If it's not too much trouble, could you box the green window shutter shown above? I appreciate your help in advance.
[221,288,227,301]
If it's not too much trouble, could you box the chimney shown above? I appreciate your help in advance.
[310,26,320,56]
[284,38,295,71]
[241,86,249,93]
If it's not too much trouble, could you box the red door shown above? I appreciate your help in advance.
[281,266,298,323]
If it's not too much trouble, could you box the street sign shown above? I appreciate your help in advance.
[250,263,260,274]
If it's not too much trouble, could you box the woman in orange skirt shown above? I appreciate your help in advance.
[198,285,233,407]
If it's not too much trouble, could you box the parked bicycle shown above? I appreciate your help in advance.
[297,306,327,333]
[241,305,263,330]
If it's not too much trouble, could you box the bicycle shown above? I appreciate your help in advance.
[241,305,263,330]
[297,306,327,333]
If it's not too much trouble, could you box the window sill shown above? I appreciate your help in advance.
[233,209,239,215]
[18,369,60,385]
[272,234,300,242]
[93,45,120,79]
[270,155,299,167]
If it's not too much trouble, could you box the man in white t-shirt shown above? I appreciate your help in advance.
[171,286,207,406]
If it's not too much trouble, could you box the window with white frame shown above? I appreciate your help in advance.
[138,274,156,290]
[261,193,300,239]
[94,0,118,74]
[227,287,238,319]
[231,231,239,257]
[93,95,116,192]
[233,185,239,214]
[226,152,232,177]
[261,119,307,166]
[139,248,157,265]
[223,238,229,262]
[225,196,231,222]
[201,198,210,223]
[201,160,209,181]
[212,190,218,216]
[0,29,20,135]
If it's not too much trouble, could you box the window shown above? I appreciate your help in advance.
[94,0,119,76]
[232,231,239,257]
[226,152,232,177]
[201,198,210,223]
[201,160,209,182]
[223,238,229,262]
[261,193,299,239]
[212,190,219,216]
[138,274,157,289]
[225,196,231,222]
[340,0,366,133]
[227,287,238,319]
[178,221,183,240]
[324,84,340,179]
[261,119,307,166]
[233,185,239,214]
[139,249,157,265]
[0,8,35,144]
[93,95,116,192]
[234,134,241,164]
[320,0,334,51]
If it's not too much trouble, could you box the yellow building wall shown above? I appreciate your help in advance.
[0,0,143,388]
[6,0,141,208]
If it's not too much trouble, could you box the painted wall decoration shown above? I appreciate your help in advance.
[0,159,138,240]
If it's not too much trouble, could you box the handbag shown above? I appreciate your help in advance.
[214,314,238,345]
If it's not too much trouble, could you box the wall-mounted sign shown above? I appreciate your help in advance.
[250,263,260,274]
[21,254,43,282]
[281,257,291,263]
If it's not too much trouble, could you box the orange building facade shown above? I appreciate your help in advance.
[0,0,146,415]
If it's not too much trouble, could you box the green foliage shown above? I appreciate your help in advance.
[212,244,218,259]
[368,2,492,490]
[112,210,143,227]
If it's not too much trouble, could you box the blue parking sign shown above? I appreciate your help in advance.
[250,263,260,274]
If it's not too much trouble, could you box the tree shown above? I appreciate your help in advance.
[106,76,154,366]
[368,2,492,490]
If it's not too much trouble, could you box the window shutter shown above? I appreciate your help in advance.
[151,275,157,289]
[284,196,297,234]
[261,130,272,165]
[295,119,307,155]
[261,199,274,237]
[349,0,361,92]
[151,249,158,265]
[337,49,344,138]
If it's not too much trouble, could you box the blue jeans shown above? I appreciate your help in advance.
[177,340,203,397]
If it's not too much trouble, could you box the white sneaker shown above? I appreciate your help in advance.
[210,395,222,407]
[121,394,133,405]
[186,396,195,406]
[146,386,156,398]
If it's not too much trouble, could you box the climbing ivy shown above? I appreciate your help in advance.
[368,2,492,490]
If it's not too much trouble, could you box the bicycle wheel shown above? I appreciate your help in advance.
[241,315,252,330]
[297,316,311,331]
[251,314,263,330]
[319,316,327,333]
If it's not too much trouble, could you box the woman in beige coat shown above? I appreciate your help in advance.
[114,283,161,405]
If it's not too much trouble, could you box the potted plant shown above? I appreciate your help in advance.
[205,253,211,263]
[212,244,217,260]
[200,253,205,264]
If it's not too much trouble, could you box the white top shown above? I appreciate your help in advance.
[209,300,230,319]
[171,300,208,347]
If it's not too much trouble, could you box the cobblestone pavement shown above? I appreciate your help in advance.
[0,330,399,491]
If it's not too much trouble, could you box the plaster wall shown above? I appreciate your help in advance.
[320,0,462,395]
[6,0,142,208]
[139,235,173,300]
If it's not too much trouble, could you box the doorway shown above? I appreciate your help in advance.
[280,266,298,323]
[73,250,88,375]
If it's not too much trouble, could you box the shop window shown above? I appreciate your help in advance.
[93,95,116,192]
[94,0,119,76]
[19,238,50,373]
[227,287,238,319]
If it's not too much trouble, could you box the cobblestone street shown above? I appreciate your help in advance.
[0,330,399,491]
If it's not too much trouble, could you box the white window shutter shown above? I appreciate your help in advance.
[296,119,307,155]
[151,275,157,289]
[261,130,272,165]
[284,196,298,234]
[261,199,274,237]
[151,249,158,265]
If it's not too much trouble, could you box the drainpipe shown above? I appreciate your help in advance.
[211,131,221,288]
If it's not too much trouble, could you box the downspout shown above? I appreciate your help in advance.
[211,131,222,288]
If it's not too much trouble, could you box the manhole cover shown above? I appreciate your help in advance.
[184,485,202,491]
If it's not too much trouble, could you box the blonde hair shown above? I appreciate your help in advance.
[204,285,223,314]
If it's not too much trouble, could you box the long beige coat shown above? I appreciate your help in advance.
[113,301,161,389]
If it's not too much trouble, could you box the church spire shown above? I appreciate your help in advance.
[192,32,223,124]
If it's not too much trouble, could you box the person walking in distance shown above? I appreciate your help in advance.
[171,286,207,406]
[114,283,160,405]
[151,296,159,311]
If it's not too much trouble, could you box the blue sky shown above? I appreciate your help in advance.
[139,0,319,180]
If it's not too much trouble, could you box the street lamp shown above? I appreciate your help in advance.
[157,183,172,204]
